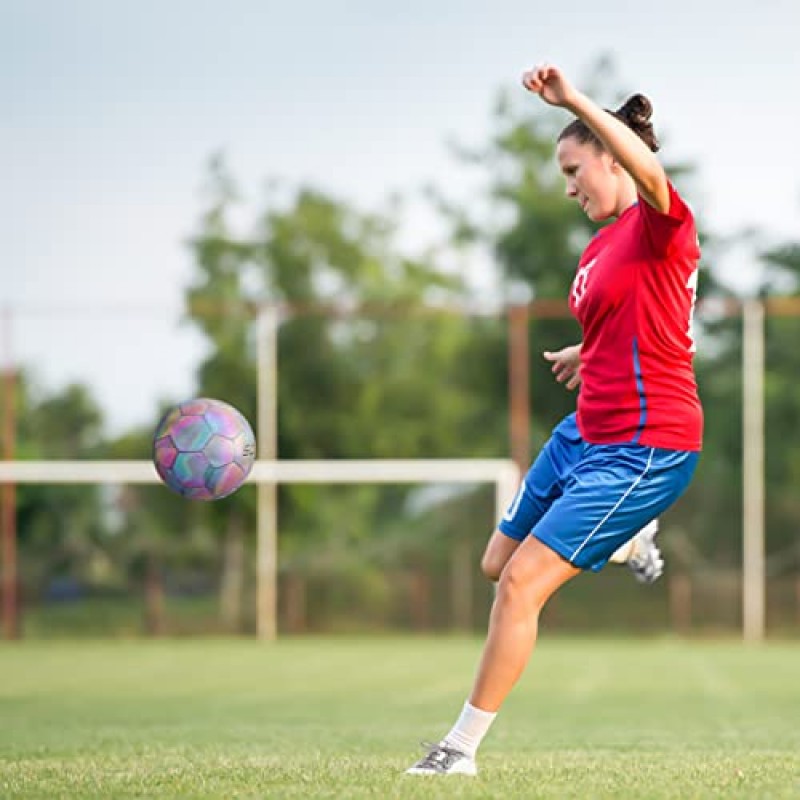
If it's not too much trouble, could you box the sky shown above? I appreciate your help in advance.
[3,0,800,434]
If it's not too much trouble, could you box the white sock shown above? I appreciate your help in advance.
[442,701,497,758]
[609,538,635,564]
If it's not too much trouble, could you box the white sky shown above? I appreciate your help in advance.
[2,0,799,433]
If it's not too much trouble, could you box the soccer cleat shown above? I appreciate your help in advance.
[627,519,664,584]
[405,741,477,776]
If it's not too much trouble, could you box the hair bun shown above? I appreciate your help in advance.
[616,94,659,152]
[617,94,652,124]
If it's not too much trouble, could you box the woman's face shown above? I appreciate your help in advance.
[556,136,626,221]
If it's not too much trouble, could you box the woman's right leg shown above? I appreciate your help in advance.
[481,415,583,580]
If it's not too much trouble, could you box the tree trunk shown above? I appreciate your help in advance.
[669,572,692,633]
[284,571,307,633]
[450,538,473,631]
[143,552,165,636]
[409,562,431,631]
[219,513,245,631]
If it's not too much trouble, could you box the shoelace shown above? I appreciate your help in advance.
[415,741,467,771]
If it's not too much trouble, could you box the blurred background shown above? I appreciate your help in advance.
[3,0,800,640]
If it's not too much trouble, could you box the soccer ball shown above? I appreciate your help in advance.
[152,398,256,500]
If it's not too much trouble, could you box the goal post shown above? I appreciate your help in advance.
[0,458,521,638]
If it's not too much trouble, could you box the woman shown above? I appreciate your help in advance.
[406,63,702,776]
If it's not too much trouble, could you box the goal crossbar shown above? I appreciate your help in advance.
[0,458,521,518]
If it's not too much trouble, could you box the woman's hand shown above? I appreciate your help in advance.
[543,344,582,390]
[521,63,579,109]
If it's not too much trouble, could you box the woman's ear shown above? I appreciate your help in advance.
[608,157,634,183]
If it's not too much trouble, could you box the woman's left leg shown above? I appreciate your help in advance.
[471,535,580,711]
[406,537,579,776]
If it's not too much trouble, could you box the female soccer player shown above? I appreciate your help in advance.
[407,63,702,776]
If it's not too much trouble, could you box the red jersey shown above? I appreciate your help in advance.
[569,182,703,451]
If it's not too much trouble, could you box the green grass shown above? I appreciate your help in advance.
[1,636,799,798]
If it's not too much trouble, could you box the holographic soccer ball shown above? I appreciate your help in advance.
[152,398,256,500]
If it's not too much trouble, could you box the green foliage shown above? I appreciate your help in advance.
[7,374,109,597]
[760,238,800,567]
[761,242,800,293]
[180,155,511,590]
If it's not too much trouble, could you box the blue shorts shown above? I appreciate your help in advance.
[498,413,699,571]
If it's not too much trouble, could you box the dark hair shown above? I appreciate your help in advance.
[557,93,660,153]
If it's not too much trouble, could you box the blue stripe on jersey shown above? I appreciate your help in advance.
[631,338,648,443]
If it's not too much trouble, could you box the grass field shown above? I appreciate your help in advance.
[1,636,799,798]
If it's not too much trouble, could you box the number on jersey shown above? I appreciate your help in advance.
[686,268,699,353]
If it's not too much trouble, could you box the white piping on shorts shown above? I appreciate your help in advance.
[569,447,655,563]
[502,480,526,522]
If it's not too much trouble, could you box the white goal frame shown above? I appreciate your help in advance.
[0,458,521,638]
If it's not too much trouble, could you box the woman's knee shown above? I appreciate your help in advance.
[496,560,540,612]
[496,543,576,612]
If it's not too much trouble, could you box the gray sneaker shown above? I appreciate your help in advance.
[627,519,664,584]
[405,741,477,776]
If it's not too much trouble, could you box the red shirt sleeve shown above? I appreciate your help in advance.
[638,182,699,259]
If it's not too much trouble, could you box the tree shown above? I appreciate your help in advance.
[181,156,508,630]
[759,234,800,567]
[10,375,109,610]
